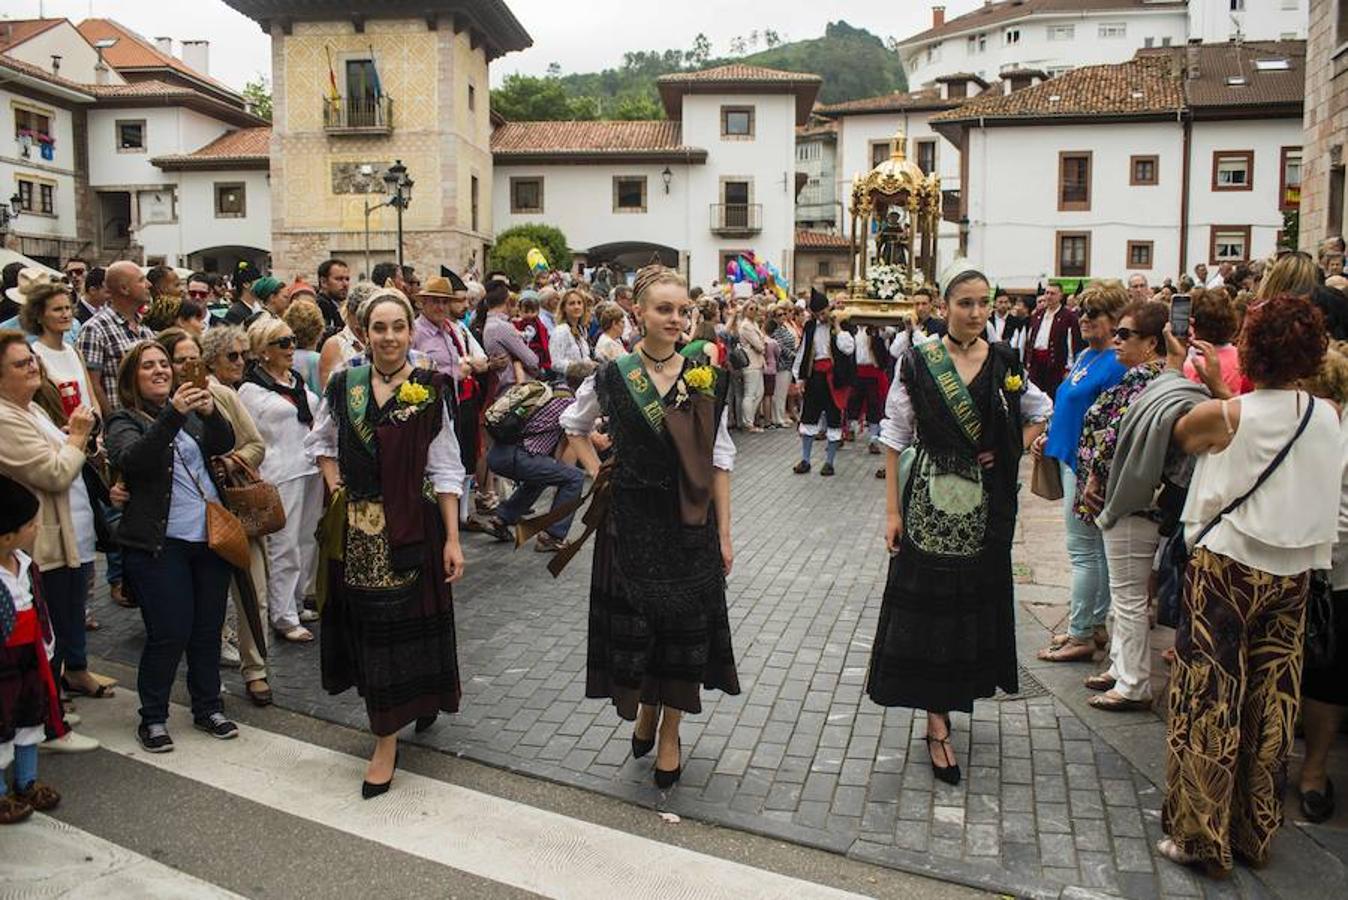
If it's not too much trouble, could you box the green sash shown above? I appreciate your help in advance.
[915,336,981,449]
[616,352,666,435]
[345,364,375,452]
[679,339,708,359]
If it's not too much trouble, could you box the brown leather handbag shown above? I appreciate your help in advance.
[175,444,251,569]
[214,454,287,538]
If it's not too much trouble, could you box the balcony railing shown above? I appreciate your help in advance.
[323,95,393,134]
[710,203,762,235]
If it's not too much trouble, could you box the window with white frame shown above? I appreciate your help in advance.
[1047,24,1075,41]
[1230,0,1245,10]
[1281,146,1303,209]
[1212,227,1249,262]
[1098,23,1127,39]
[967,35,977,55]
[1005,28,1020,45]
[15,176,54,215]
[978,33,987,52]
[1213,151,1253,190]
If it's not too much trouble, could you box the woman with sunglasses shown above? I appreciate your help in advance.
[1032,281,1128,663]
[1073,300,1170,711]
[239,317,322,643]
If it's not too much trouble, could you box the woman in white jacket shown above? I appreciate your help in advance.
[239,317,323,643]
[548,289,591,373]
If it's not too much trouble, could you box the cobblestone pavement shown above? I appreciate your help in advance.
[85,430,1346,899]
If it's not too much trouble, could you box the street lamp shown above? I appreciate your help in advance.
[661,166,673,195]
[382,159,413,270]
[0,191,22,233]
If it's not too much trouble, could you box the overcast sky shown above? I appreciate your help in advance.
[10,0,984,90]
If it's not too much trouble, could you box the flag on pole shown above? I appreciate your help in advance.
[324,45,341,102]
[368,44,383,98]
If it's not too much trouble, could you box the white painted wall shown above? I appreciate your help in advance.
[88,107,228,187]
[964,121,1185,288]
[134,168,271,263]
[833,109,962,279]
[1185,117,1302,266]
[494,91,800,289]
[1188,0,1309,43]
[902,9,1189,88]
[2,21,124,86]
[2,84,80,241]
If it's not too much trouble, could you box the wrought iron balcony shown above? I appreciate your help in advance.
[323,95,393,134]
[710,203,762,235]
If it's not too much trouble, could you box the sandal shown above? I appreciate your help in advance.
[61,678,114,699]
[1037,638,1096,662]
[1156,838,1230,879]
[1088,691,1152,712]
[0,794,33,825]
[1084,672,1117,692]
[1049,626,1109,650]
[278,626,314,643]
[110,581,137,609]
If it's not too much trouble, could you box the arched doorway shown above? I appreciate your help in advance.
[187,245,270,276]
[584,241,682,279]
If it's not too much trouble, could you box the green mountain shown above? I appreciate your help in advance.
[492,21,908,122]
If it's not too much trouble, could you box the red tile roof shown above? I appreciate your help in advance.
[0,53,97,99]
[0,19,64,53]
[931,56,1184,122]
[816,88,960,117]
[151,126,271,169]
[491,120,707,162]
[87,79,268,127]
[657,63,822,86]
[795,229,851,250]
[76,18,240,102]
[657,63,822,125]
[900,0,1186,47]
[1139,40,1305,110]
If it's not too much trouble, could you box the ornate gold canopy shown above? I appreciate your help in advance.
[839,129,943,326]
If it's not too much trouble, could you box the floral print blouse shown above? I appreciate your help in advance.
[1074,359,1165,523]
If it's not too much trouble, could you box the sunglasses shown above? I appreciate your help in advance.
[1082,307,1104,319]
[268,336,296,349]
[187,289,211,299]
[1113,327,1153,341]
[224,350,244,363]
[66,268,86,277]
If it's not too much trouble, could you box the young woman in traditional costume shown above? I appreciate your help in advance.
[558,264,739,788]
[868,270,1052,785]
[305,288,466,798]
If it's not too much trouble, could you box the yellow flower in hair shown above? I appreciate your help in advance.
[397,381,431,406]
[1003,373,1025,394]
[685,365,715,394]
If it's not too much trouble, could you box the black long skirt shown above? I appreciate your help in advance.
[866,537,1018,713]
[585,490,740,721]
[321,500,461,736]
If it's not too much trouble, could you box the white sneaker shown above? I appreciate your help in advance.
[40,731,100,753]
[63,712,81,727]
[299,609,320,623]
[220,640,241,668]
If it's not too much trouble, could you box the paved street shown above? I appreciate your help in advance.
[69,428,1348,898]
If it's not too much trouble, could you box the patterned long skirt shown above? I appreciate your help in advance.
[1162,547,1308,871]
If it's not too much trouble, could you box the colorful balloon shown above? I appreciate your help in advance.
[726,259,740,280]
[526,247,549,273]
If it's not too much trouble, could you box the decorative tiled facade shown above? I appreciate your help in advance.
[1300,0,1348,252]
[268,16,493,278]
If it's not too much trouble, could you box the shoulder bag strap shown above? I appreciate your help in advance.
[1192,393,1315,547]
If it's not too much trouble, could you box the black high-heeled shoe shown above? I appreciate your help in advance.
[927,714,960,786]
[631,730,655,759]
[653,739,681,789]
[362,749,399,799]
[415,714,437,734]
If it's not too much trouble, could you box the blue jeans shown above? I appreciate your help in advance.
[43,562,93,677]
[102,503,122,586]
[1061,461,1111,640]
[487,444,585,539]
[125,540,231,724]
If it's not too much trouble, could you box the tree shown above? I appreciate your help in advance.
[764,29,782,49]
[687,33,711,67]
[546,61,562,77]
[609,93,663,120]
[728,35,747,56]
[488,224,572,286]
[242,75,272,122]
[490,73,595,121]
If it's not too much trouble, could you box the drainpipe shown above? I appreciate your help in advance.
[1179,107,1191,277]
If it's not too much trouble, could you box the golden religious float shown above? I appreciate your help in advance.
[840,129,942,326]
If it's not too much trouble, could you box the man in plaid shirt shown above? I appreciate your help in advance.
[76,261,153,413]
[484,360,598,553]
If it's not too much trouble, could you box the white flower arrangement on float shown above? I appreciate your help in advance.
[868,263,908,300]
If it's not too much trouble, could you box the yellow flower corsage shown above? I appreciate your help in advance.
[1003,373,1025,394]
[684,365,715,395]
[398,381,431,405]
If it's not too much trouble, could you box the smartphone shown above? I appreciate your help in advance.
[182,358,208,391]
[1169,294,1192,340]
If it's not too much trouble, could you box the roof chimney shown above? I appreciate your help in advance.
[95,60,110,85]
[1186,38,1201,81]
[50,55,61,76]
[154,36,173,57]
[181,40,209,76]
[933,5,946,28]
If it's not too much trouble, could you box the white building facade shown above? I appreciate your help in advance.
[932,42,1304,288]
[900,1,1306,89]
[492,65,820,289]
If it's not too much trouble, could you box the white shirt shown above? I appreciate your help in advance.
[304,387,466,496]
[0,550,55,668]
[878,345,1053,452]
[791,321,856,381]
[32,409,96,563]
[238,379,321,485]
[1205,273,1226,289]
[560,373,737,472]
[549,326,590,373]
[986,314,1009,342]
[594,333,625,363]
[33,341,94,413]
[1033,305,1058,351]
[856,327,875,367]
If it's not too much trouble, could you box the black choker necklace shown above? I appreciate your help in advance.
[947,334,979,352]
[640,346,678,372]
[374,361,408,383]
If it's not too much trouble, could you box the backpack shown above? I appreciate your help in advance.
[483,380,553,443]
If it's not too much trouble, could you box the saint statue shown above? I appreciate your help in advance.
[875,208,909,267]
